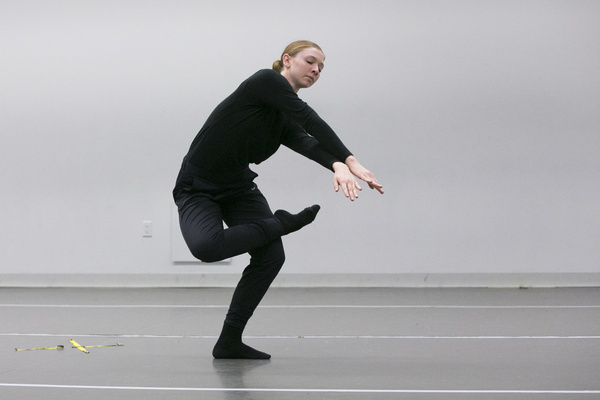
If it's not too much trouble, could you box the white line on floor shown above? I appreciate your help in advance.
[1,304,599,309]
[0,383,599,394]
[3,333,600,340]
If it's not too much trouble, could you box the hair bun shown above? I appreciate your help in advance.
[272,59,284,72]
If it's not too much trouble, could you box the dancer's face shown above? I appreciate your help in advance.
[282,47,325,93]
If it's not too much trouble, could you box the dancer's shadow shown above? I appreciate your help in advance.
[212,359,271,400]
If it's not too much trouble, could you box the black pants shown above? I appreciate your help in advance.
[173,160,285,329]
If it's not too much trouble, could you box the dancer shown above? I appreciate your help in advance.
[173,40,383,359]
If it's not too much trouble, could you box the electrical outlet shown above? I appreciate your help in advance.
[142,221,152,237]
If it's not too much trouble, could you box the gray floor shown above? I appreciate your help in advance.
[1,287,599,399]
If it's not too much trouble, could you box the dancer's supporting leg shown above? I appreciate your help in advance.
[209,185,285,359]
[212,239,285,359]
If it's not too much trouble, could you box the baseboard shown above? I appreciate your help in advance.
[1,273,599,288]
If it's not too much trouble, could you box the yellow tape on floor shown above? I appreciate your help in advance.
[15,340,123,353]
[15,345,64,352]
[71,343,123,349]
[70,339,89,354]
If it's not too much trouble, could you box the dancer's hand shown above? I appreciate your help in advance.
[332,162,362,201]
[345,156,384,194]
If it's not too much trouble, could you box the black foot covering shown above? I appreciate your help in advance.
[274,205,320,235]
[212,323,271,359]
[212,341,271,360]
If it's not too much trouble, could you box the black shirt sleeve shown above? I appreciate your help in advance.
[245,70,353,163]
[281,123,343,170]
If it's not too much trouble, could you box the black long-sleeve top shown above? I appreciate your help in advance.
[184,69,352,182]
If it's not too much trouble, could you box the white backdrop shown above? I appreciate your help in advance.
[1,0,599,286]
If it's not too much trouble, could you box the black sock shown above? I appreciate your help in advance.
[274,205,320,235]
[212,323,271,360]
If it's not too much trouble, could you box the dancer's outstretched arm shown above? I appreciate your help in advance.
[344,156,384,194]
[332,156,384,201]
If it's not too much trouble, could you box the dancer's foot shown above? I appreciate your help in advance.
[212,323,271,359]
[274,205,320,235]
[212,341,271,360]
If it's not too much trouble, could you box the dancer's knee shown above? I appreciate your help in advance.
[188,238,226,263]
[252,240,286,271]
[269,251,285,271]
[190,247,220,263]
[274,248,286,267]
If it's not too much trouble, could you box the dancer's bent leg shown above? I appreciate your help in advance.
[176,193,276,262]
[177,190,319,263]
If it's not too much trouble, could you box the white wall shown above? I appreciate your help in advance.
[1,0,599,286]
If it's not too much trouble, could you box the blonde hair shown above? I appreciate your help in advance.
[272,40,324,73]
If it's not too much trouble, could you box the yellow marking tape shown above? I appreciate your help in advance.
[15,345,64,352]
[16,341,124,354]
[70,339,89,354]
[71,343,124,349]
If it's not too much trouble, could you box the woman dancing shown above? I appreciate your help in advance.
[173,40,384,359]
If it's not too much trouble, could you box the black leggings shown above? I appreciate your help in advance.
[173,161,285,329]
